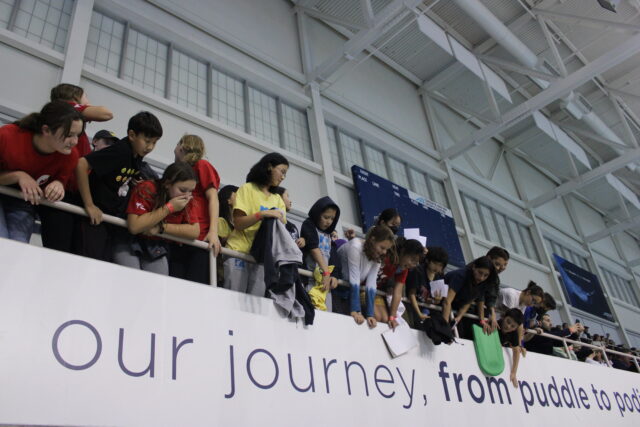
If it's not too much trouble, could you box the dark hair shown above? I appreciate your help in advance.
[524,280,544,299]
[273,186,286,196]
[15,101,83,137]
[218,184,239,230]
[151,162,196,211]
[504,308,524,325]
[50,83,84,102]
[376,208,401,226]
[471,256,494,271]
[363,225,395,262]
[245,152,289,191]
[388,237,423,265]
[542,292,556,310]
[128,111,163,138]
[487,246,510,261]
[426,246,448,269]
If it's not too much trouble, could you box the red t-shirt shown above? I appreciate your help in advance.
[377,257,409,290]
[0,124,79,187]
[190,159,221,240]
[126,180,197,227]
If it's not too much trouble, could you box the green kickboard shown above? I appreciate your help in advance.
[472,324,505,377]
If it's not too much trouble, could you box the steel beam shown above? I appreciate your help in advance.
[479,55,558,82]
[533,8,640,34]
[585,215,640,243]
[441,31,640,160]
[528,147,640,208]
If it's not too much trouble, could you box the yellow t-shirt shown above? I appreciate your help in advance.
[218,217,232,240]
[225,182,286,254]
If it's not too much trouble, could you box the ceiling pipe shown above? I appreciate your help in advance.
[452,0,637,171]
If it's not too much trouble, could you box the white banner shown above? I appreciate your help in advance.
[0,238,639,426]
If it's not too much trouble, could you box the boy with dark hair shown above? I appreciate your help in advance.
[405,246,448,324]
[300,196,341,310]
[498,308,525,388]
[481,246,510,333]
[76,111,163,261]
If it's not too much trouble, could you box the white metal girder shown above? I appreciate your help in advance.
[307,0,422,83]
[585,215,640,243]
[297,6,368,31]
[479,55,558,82]
[441,31,640,160]
[532,8,640,34]
[527,147,640,208]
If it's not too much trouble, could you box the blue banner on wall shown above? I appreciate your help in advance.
[351,165,466,268]
[553,254,613,321]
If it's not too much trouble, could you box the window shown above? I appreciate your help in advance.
[387,157,410,188]
[601,268,640,307]
[429,177,449,208]
[211,68,244,131]
[0,0,15,29]
[508,218,526,255]
[282,103,312,160]
[84,11,124,75]
[519,224,539,261]
[12,0,73,52]
[364,145,387,178]
[326,124,342,173]
[545,237,589,270]
[462,195,485,239]
[122,28,168,96]
[409,167,429,199]
[248,87,279,146]
[170,50,207,114]
[479,205,498,241]
[339,131,364,173]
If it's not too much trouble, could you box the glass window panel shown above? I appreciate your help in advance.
[325,124,341,174]
[12,0,73,52]
[248,87,279,146]
[211,68,245,131]
[282,103,312,160]
[494,213,513,251]
[0,0,15,28]
[507,219,526,255]
[519,224,539,262]
[122,28,167,97]
[364,145,387,178]
[479,204,498,243]
[429,177,448,208]
[462,195,486,239]
[625,280,640,307]
[408,168,429,200]
[339,131,364,173]
[387,157,409,188]
[170,50,207,114]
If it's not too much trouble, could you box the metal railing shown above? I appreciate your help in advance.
[1,184,639,372]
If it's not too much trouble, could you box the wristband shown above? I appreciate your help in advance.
[389,316,397,322]
[165,202,175,214]
[254,212,262,220]
[321,270,331,277]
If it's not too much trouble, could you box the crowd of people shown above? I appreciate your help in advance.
[0,84,637,387]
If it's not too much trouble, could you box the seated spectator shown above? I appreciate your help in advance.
[375,237,423,329]
[117,162,199,274]
[405,246,449,325]
[442,256,495,334]
[498,308,525,388]
[0,101,83,242]
[224,152,288,296]
[523,314,583,355]
[92,129,119,151]
[337,225,395,327]
[585,349,611,367]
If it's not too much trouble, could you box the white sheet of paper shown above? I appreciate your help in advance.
[430,279,449,299]
[381,324,417,358]
[417,236,427,247]
[403,228,421,239]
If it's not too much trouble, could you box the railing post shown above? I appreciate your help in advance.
[209,251,217,286]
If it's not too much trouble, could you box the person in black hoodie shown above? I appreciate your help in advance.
[300,196,341,306]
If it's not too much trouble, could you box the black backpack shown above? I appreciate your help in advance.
[421,311,455,345]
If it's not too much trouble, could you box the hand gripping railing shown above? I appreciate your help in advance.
[1,185,639,371]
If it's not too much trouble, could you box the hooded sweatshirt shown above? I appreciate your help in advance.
[300,196,340,268]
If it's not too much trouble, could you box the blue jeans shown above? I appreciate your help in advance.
[0,195,36,243]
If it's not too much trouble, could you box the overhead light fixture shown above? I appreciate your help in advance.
[597,0,620,12]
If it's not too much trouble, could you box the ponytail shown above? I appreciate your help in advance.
[178,134,205,165]
[525,280,544,299]
[14,101,82,137]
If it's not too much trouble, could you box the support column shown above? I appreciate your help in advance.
[60,0,94,84]
[307,82,338,202]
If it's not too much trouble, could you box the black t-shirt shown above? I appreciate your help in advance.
[499,328,519,348]
[85,138,142,217]
[444,267,488,309]
[405,263,444,304]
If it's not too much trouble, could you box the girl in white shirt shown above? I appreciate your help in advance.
[337,225,395,327]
